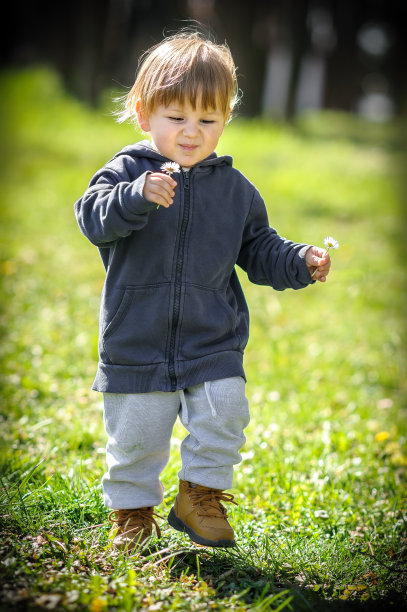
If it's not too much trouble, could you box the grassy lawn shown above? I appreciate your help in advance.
[0,68,406,611]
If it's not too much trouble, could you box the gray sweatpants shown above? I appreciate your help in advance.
[102,377,250,509]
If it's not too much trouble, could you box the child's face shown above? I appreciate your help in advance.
[137,98,226,168]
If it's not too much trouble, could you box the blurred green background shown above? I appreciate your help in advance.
[1,1,407,608]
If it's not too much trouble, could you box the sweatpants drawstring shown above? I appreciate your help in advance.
[180,384,217,424]
[180,390,189,425]
[204,382,217,418]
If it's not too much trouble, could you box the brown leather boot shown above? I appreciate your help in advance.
[167,480,237,547]
[108,507,161,552]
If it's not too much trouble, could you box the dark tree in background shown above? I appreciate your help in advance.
[2,0,406,120]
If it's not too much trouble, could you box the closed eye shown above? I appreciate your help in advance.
[200,119,215,124]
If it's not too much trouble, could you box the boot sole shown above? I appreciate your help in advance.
[167,507,236,548]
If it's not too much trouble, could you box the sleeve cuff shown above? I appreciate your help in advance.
[123,171,158,217]
[297,245,316,284]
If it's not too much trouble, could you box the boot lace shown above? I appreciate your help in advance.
[189,487,238,518]
[109,507,162,538]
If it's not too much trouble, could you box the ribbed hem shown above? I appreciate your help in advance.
[92,350,245,393]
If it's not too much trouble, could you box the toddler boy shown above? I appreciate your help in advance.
[74,31,330,551]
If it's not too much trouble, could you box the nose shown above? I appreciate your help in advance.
[182,120,198,137]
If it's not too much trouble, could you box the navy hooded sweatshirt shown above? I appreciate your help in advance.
[74,141,313,393]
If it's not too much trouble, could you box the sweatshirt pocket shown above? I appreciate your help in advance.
[179,285,241,360]
[101,285,169,365]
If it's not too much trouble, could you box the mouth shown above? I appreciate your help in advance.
[180,144,198,151]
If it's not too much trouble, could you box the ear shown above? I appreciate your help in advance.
[135,99,150,132]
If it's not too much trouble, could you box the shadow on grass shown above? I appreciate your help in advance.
[0,526,406,611]
[154,546,407,612]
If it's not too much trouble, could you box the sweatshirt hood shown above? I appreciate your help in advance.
[112,139,233,169]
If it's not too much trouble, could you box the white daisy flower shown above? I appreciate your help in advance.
[160,162,181,176]
[311,235,339,277]
[324,236,340,250]
[154,162,181,209]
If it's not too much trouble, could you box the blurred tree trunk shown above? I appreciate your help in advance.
[323,0,362,112]
[284,0,309,119]
[214,0,269,116]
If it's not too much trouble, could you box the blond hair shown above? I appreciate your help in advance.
[118,31,239,123]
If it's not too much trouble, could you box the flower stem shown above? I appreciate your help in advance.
[311,247,330,277]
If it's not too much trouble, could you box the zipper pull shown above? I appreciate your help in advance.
[183,170,190,190]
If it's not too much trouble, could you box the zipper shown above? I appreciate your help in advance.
[168,170,190,390]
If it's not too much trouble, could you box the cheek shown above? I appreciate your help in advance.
[159,125,178,140]
[210,128,224,145]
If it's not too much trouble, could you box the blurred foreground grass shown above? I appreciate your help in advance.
[0,68,406,611]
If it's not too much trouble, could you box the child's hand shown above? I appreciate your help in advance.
[306,246,331,282]
[143,172,177,208]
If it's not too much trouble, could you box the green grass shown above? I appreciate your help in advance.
[0,68,406,611]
